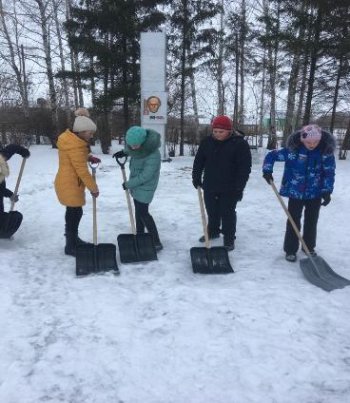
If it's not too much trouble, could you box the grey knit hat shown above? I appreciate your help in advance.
[73,108,97,133]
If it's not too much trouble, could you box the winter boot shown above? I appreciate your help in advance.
[224,237,235,252]
[285,253,297,262]
[199,233,220,243]
[76,235,92,246]
[65,232,77,257]
[142,214,163,252]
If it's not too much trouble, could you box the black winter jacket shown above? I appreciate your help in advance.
[192,135,252,194]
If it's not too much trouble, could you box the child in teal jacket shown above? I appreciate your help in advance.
[114,126,162,251]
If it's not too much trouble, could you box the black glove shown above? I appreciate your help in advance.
[233,189,243,202]
[1,144,30,160]
[113,150,127,159]
[10,194,19,203]
[18,147,30,158]
[122,182,127,190]
[321,193,331,206]
[192,178,203,189]
[263,172,274,184]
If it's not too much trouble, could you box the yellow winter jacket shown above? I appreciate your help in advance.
[54,129,97,207]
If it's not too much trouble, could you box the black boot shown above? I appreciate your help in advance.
[223,236,235,252]
[76,235,92,246]
[142,214,163,251]
[65,232,77,256]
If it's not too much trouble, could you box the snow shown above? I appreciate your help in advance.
[1,143,350,403]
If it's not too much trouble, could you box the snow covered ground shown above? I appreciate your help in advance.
[1,142,350,403]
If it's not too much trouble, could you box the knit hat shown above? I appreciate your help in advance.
[211,115,233,131]
[73,108,97,133]
[126,126,147,146]
[300,124,322,141]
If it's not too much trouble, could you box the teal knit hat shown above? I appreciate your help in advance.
[126,126,147,146]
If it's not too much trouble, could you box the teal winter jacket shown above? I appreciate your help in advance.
[124,129,161,204]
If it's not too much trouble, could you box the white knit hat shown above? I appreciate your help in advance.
[73,108,97,133]
[300,124,321,140]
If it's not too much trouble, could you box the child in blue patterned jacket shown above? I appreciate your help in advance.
[262,124,336,262]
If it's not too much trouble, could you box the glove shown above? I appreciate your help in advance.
[263,172,274,184]
[10,194,19,203]
[90,187,99,198]
[88,155,101,164]
[321,193,331,206]
[192,178,203,189]
[113,150,127,159]
[19,147,30,158]
[233,189,243,201]
[1,144,30,159]
[122,182,127,190]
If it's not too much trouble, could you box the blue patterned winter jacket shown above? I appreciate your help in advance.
[262,130,336,200]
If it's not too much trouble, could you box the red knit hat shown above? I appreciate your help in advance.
[211,115,233,131]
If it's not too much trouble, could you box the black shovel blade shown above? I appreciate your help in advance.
[76,243,119,276]
[117,233,157,263]
[0,211,23,238]
[300,255,350,291]
[190,246,233,274]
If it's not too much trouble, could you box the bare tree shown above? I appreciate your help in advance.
[0,0,29,115]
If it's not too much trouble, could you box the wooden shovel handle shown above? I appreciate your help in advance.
[269,180,312,256]
[10,158,26,211]
[90,163,99,245]
[197,187,210,249]
[120,166,136,235]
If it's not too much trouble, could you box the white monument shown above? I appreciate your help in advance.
[140,32,168,160]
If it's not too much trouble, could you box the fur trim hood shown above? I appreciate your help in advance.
[0,154,10,184]
[286,129,336,154]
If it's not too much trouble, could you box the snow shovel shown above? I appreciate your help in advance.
[114,155,157,264]
[190,187,233,274]
[0,158,26,238]
[76,163,119,276]
[269,180,350,291]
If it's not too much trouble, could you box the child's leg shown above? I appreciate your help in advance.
[65,206,83,234]
[134,199,161,246]
[133,199,146,234]
[64,206,83,256]
[283,198,303,254]
[219,193,238,246]
[303,198,321,251]
[203,191,221,237]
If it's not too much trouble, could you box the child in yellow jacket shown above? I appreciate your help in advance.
[55,108,100,256]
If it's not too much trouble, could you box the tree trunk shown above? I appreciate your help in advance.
[295,52,309,128]
[188,62,200,143]
[179,0,188,156]
[0,1,29,116]
[53,0,71,126]
[35,0,59,144]
[217,0,225,115]
[258,48,267,146]
[233,33,239,123]
[303,8,322,124]
[238,0,246,124]
[283,53,301,144]
[338,117,350,160]
[330,55,343,133]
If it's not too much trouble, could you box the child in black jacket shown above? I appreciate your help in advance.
[192,115,252,251]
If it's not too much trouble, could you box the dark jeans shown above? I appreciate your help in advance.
[65,206,83,234]
[283,198,321,254]
[133,199,160,244]
[203,191,238,243]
